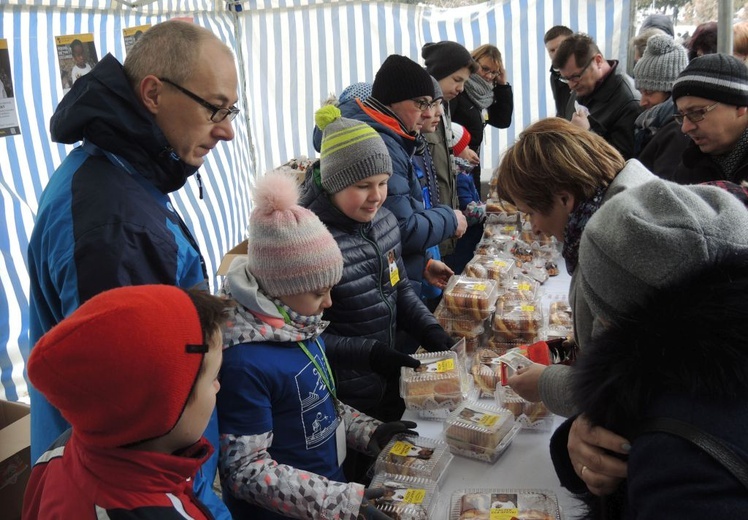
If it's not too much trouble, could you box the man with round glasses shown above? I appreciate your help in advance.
[27,20,237,520]
[553,33,641,159]
[670,53,748,184]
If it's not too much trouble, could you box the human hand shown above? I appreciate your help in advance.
[420,324,454,352]
[453,210,468,238]
[464,201,486,226]
[358,488,394,519]
[495,64,507,85]
[423,260,453,289]
[571,108,590,130]
[568,415,629,496]
[369,343,420,377]
[506,363,546,402]
[457,147,480,165]
[369,420,418,454]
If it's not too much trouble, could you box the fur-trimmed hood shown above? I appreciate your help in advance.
[574,259,748,438]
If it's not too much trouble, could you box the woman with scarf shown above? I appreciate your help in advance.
[632,34,691,180]
[450,44,514,196]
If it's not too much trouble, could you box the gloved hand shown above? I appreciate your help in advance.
[420,324,455,353]
[358,488,394,519]
[368,420,418,455]
[369,342,420,376]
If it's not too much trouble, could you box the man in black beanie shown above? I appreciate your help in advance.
[336,54,466,300]
[671,53,748,185]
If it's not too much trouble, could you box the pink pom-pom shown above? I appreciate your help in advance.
[252,171,300,214]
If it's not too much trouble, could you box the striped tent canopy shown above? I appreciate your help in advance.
[0,0,631,402]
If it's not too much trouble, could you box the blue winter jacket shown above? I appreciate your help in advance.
[336,99,457,297]
[301,167,443,412]
[26,54,229,519]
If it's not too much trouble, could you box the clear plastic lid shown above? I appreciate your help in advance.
[470,348,503,397]
[369,473,439,520]
[443,402,518,463]
[492,300,543,343]
[509,239,534,266]
[374,434,453,482]
[463,255,516,285]
[442,276,500,321]
[485,198,519,215]
[400,351,466,411]
[433,301,486,339]
[497,274,540,303]
[483,221,519,240]
[450,488,561,520]
[495,386,554,432]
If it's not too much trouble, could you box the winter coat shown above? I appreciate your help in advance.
[23,430,216,520]
[450,83,513,152]
[671,139,748,185]
[550,66,573,118]
[338,99,458,296]
[26,54,226,519]
[637,119,690,181]
[550,261,748,519]
[561,61,642,159]
[301,170,444,411]
[217,264,380,519]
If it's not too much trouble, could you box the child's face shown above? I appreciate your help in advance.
[331,173,389,223]
[279,287,333,317]
[420,101,443,134]
[72,45,86,67]
[168,330,223,449]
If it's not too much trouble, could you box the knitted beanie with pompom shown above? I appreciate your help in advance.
[633,34,688,92]
[247,171,343,296]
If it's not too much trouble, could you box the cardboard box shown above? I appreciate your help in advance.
[216,239,248,276]
[0,400,31,520]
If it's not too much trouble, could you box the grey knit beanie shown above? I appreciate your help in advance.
[315,105,392,194]
[672,53,748,106]
[578,179,748,326]
[633,35,687,92]
[431,75,443,99]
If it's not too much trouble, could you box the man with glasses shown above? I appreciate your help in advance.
[337,54,465,299]
[670,53,748,184]
[27,20,237,519]
[553,33,641,159]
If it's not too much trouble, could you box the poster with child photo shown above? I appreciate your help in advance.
[55,34,99,95]
[123,24,150,55]
[0,38,20,137]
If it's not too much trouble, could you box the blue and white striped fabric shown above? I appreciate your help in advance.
[0,0,630,402]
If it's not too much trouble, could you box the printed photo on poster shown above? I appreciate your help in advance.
[123,24,151,55]
[0,38,20,137]
[55,33,99,95]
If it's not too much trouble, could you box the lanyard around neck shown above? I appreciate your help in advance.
[276,305,336,398]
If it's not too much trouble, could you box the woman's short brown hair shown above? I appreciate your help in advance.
[494,118,624,214]
[472,44,503,67]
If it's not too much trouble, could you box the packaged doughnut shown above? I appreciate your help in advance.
[400,351,467,411]
[497,274,540,304]
[495,386,554,432]
[492,300,543,343]
[442,276,500,321]
[443,402,518,463]
[450,488,562,520]
[433,301,487,342]
[463,255,516,286]
[470,348,503,397]
[374,434,453,483]
[369,473,439,520]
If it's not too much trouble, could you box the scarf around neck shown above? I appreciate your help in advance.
[463,73,495,110]
[562,186,606,274]
[712,126,748,181]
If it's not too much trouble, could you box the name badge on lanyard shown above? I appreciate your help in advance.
[387,248,400,286]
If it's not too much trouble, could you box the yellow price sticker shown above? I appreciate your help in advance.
[491,260,507,267]
[389,441,414,456]
[403,489,426,504]
[520,305,535,312]
[478,413,499,427]
[436,358,455,372]
[517,283,531,291]
[490,508,519,519]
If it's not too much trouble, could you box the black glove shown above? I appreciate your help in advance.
[420,324,454,353]
[358,488,394,519]
[368,420,418,455]
[369,342,420,376]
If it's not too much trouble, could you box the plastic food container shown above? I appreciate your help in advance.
[369,473,439,520]
[400,351,466,411]
[433,301,487,341]
[495,386,554,432]
[463,255,516,286]
[442,276,500,321]
[470,348,504,397]
[491,300,543,343]
[374,434,453,483]
[443,402,519,463]
[497,274,540,303]
[546,300,573,340]
[449,488,562,520]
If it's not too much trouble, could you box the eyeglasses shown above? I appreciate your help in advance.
[480,65,501,78]
[159,77,240,123]
[673,102,719,125]
[411,98,442,111]
[558,57,594,84]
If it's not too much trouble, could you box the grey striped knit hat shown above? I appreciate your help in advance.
[672,53,748,106]
[633,34,687,92]
[315,105,392,194]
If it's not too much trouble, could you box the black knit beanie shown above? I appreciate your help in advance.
[422,41,474,80]
[371,54,435,106]
[672,53,748,107]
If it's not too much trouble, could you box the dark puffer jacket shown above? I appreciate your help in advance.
[301,168,443,412]
[337,98,457,297]
[671,139,748,185]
